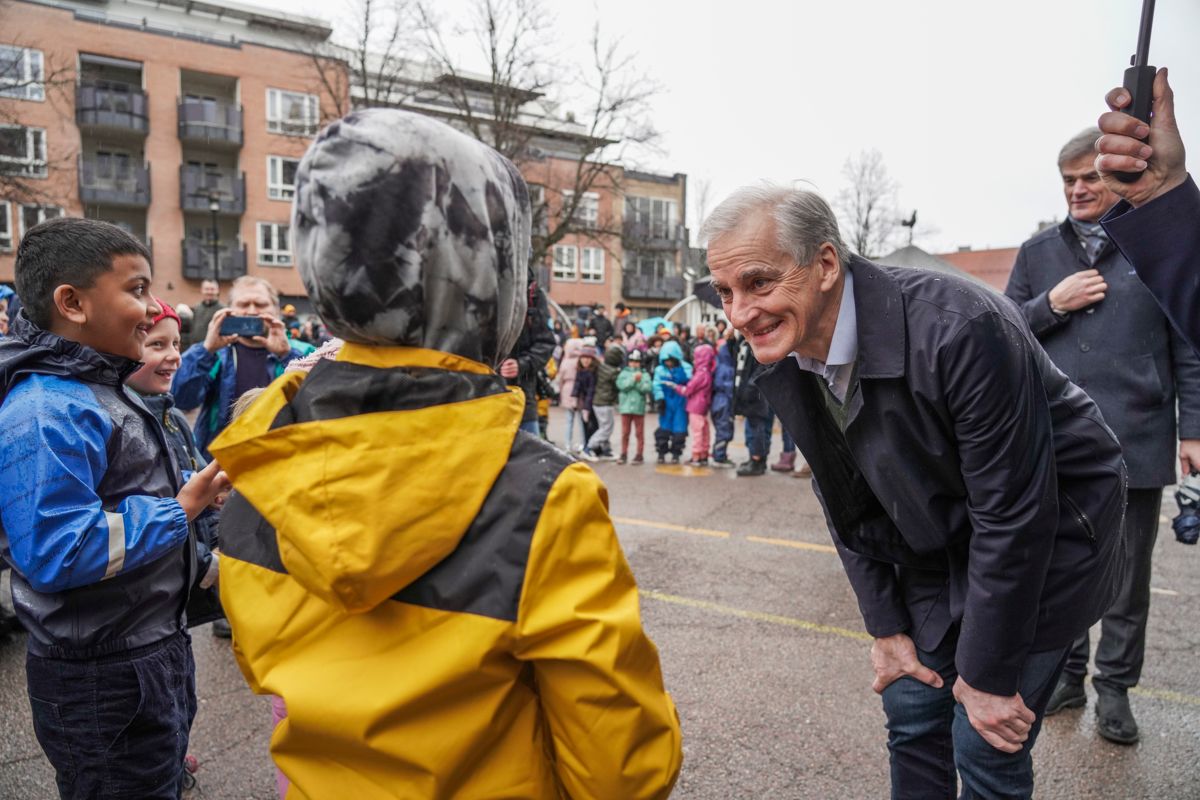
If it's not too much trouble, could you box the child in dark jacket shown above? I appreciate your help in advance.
[710,335,737,467]
[681,343,716,466]
[585,344,624,461]
[652,340,693,464]
[0,218,229,798]
[573,350,598,457]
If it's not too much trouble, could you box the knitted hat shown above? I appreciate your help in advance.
[151,297,181,331]
[628,349,642,361]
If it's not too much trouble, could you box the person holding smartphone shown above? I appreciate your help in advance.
[173,275,306,459]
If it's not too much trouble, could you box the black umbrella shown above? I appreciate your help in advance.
[691,275,723,309]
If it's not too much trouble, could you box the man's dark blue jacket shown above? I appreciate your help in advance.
[756,258,1127,696]
[1102,175,1200,357]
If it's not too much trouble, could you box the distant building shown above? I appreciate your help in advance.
[0,0,346,307]
[618,170,688,320]
[879,245,991,289]
[936,247,1021,292]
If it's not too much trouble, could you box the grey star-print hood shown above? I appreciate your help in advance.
[292,109,531,365]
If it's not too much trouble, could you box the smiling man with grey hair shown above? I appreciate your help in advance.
[703,183,1127,799]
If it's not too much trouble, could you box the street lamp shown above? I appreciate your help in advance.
[207,192,221,283]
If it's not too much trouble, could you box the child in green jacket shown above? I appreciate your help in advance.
[615,349,654,464]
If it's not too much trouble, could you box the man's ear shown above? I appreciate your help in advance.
[816,243,842,292]
[52,284,88,325]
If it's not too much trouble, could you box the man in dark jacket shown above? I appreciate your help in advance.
[1006,126,1200,744]
[183,279,225,350]
[703,185,1126,799]
[500,275,556,435]
[1096,69,1200,355]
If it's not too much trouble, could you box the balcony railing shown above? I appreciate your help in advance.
[622,272,685,301]
[180,166,246,214]
[76,81,149,134]
[79,157,150,207]
[622,221,687,249]
[181,239,247,281]
[178,98,243,147]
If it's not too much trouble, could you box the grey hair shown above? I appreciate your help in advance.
[1058,127,1102,168]
[699,183,852,268]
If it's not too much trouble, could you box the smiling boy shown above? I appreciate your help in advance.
[0,217,229,799]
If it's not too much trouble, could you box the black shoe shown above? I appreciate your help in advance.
[710,458,735,469]
[211,618,232,639]
[656,454,666,464]
[671,454,681,464]
[1095,690,1139,744]
[736,459,767,477]
[1044,677,1086,715]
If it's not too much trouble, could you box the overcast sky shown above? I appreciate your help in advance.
[270,0,1199,254]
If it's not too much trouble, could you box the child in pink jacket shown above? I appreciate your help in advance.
[681,343,716,466]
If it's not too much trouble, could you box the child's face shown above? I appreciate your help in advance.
[127,318,182,395]
[0,298,8,336]
[579,355,594,368]
[70,254,159,361]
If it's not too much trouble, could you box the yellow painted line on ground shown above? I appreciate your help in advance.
[613,516,730,539]
[641,589,872,642]
[643,590,1200,708]
[745,535,838,555]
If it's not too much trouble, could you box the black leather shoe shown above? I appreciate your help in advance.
[1044,677,1086,715]
[736,459,767,477]
[1095,691,1139,744]
[211,618,233,639]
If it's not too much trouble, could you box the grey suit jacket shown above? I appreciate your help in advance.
[1005,220,1200,488]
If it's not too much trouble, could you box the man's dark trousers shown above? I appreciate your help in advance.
[882,629,1068,800]
[1063,488,1162,693]
[26,631,197,800]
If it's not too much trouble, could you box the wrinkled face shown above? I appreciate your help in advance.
[201,280,220,303]
[72,254,160,361]
[1061,153,1118,223]
[707,215,835,364]
[229,282,278,347]
[127,317,182,395]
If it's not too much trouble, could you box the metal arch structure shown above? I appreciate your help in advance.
[664,294,700,322]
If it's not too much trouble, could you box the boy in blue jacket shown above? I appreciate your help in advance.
[0,217,229,799]
[652,339,692,464]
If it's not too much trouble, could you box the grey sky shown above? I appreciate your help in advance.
[272,0,1199,254]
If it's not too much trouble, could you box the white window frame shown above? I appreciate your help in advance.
[562,190,599,228]
[580,246,604,283]
[0,45,45,101]
[0,200,11,251]
[256,222,292,266]
[552,245,577,281]
[18,204,61,237]
[266,88,318,136]
[267,155,299,200]
[0,125,47,178]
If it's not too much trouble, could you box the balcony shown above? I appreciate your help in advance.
[180,166,245,214]
[76,82,149,135]
[79,157,150,208]
[181,239,247,282]
[622,272,685,301]
[623,220,687,250]
[178,99,243,148]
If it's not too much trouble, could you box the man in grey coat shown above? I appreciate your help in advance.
[1005,127,1200,744]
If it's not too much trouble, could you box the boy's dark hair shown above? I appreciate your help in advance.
[15,217,151,329]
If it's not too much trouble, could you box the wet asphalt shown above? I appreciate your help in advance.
[1,408,1197,799]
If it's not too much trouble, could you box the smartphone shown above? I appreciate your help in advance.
[219,316,266,338]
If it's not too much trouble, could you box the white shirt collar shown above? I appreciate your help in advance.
[791,270,858,400]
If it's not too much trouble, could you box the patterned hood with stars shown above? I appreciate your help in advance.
[291,109,531,366]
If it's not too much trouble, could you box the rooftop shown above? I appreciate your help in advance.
[936,247,1020,292]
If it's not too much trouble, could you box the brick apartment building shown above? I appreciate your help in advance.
[1,0,691,322]
[0,0,343,306]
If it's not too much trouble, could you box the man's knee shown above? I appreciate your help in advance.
[881,677,954,747]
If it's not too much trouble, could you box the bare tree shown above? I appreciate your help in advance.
[835,149,901,259]
[0,2,77,207]
[306,0,416,120]
[414,0,660,267]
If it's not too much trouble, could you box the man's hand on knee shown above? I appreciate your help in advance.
[952,677,1036,754]
[870,634,945,694]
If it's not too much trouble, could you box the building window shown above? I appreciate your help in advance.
[0,125,47,177]
[625,196,677,239]
[552,245,577,281]
[628,250,673,280]
[0,45,44,101]
[267,156,299,200]
[266,89,318,136]
[562,190,599,228]
[581,247,604,283]
[257,222,292,266]
[19,204,61,236]
[0,201,11,250]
